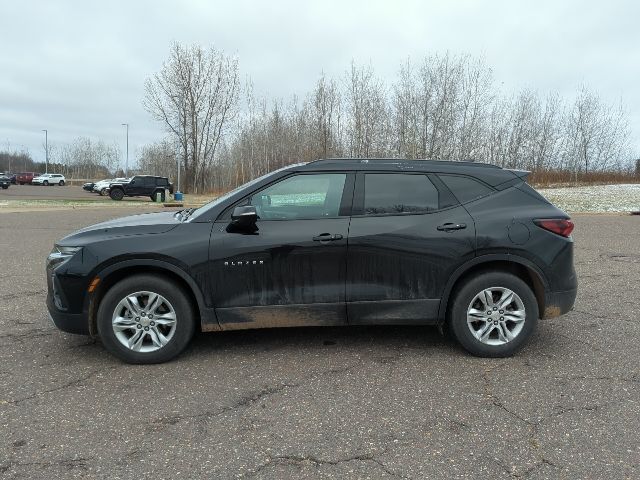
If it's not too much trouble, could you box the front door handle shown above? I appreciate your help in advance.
[437,222,467,232]
[313,233,343,242]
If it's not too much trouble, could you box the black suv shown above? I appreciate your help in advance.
[108,175,173,202]
[47,159,577,363]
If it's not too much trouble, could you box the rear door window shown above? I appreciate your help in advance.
[363,174,439,215]
[438,175,493,204]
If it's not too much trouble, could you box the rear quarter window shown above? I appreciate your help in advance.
[438,175,494,204]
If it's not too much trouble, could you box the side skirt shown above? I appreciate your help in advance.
[216,302,346,330]
[348,299,440,325]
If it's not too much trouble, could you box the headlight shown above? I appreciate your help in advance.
[47,245,82,268]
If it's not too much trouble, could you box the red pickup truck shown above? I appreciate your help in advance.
[16,172,41,185]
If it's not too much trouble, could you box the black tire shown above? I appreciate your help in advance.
[59,180,65,186]
[99,188,107,196]
[110,188,124,200]
[19,182,24,185]
[96,275,196,364]
[448,272,538,357]
[43,180,49,186]
[2,185,8,189]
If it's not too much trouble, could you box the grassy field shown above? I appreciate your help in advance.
[538,183,640,213]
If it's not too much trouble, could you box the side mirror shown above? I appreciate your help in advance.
[230,205,258,229]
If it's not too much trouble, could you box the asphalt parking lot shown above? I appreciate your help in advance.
[0,208,638,479]
[0,184,104,201]
[0,185,148,202]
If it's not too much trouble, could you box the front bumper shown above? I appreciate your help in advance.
[47,294,89,335]
[543,287,577,319]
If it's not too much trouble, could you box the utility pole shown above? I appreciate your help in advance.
[42,129,48,173]
[121,123,129,176]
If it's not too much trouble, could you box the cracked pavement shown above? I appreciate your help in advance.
[0,209,638,479]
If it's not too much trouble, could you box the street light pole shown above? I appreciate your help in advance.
[177,145,181,194]
[42,129,48,173]
[121,123,129,177]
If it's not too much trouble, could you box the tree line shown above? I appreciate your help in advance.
[0,138,118,179]
[143,44,634,193]
[4,44,635,191]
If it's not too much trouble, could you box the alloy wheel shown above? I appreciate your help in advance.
[466,287,526,346]
[112,291,177,352]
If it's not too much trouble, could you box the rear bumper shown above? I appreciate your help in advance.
[543,287,577,319]
[47,294,89,335]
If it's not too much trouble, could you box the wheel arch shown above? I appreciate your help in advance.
[86,259,217,336]
[438,254,548,324]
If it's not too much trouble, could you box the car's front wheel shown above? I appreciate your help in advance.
[59,180,65,186]
[97,275,196,364]
[43,180,49,186]
[449,272,538,357]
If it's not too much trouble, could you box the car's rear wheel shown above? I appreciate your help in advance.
[97,275,196,364]
[59,180,65,186]
[110,188,124,200]
[449,272,538,357]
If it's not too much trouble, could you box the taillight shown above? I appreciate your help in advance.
[534,218,574,238]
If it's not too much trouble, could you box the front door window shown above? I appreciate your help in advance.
[249,173,346,220]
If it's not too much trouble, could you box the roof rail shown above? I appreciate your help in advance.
[309,158,501,169]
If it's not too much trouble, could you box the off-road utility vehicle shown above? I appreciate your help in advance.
[108,175,172,202]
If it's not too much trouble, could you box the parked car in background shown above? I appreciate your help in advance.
[3,173,17,184]
[16,172,41,185]
[46,159,576,363]
[93,178,129,195]
[82,182,95,192]
[32,173,66,186]
[0,175,10,189]
[108,175,173,202]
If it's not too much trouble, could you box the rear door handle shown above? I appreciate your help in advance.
[313,233,343,242]
[437,222,467,232]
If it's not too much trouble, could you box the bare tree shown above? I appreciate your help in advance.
[139,47,634,191]
[144,42,240,192]
[138,139,177,180]
[345,62,390,157]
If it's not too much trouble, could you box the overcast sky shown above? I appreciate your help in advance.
[1,0,638,166]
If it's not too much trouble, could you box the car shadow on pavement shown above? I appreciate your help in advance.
[187,324,458,356]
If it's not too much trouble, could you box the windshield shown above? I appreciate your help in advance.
[188,164,305,221]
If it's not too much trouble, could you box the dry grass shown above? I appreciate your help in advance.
[529,170,640,188]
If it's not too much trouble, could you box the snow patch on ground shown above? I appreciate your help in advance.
[538,184,640,213]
